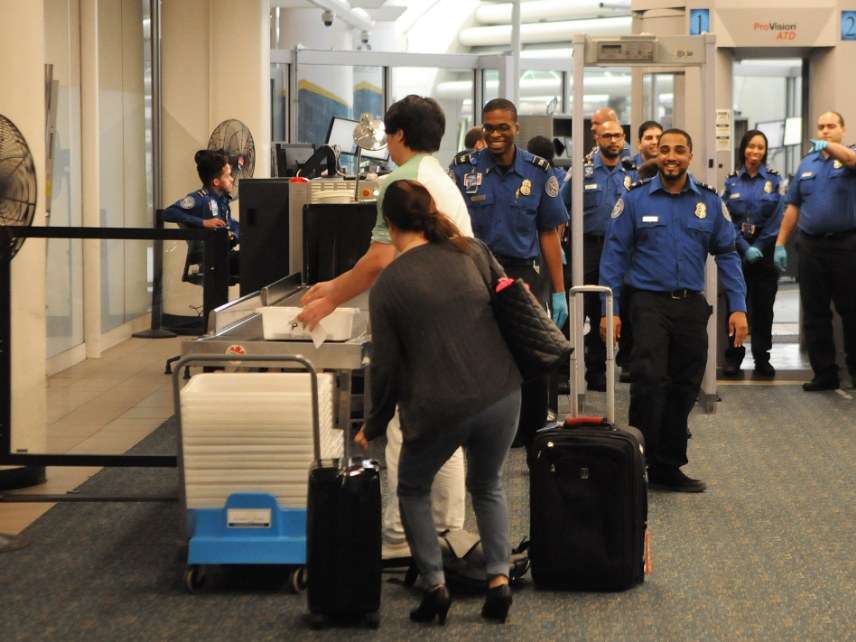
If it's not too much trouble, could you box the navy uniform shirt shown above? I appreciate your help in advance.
[560,153,633,236]
[599,173,747,315]
[786,147,856,234]
[162,187,239,241]
[722,165,783,254]
[451,147,568,259]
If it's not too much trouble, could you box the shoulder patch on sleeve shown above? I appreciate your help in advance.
[721,201,732,222]
[610,198,624,219]
[699,182,718,193]
[546,174,560,197]
[529,155,550,172]
[453,151,473,166]
[180,195,196,210]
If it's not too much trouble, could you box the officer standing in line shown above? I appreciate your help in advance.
[451,98,569,455]
[599,128,748,492]
[632,120,663,180]
[774,111,856,391]
[464,126,487,152]
[162,149,240,276]
[721,129,783,379]
[588,107,632,161]
[560,120,633,391]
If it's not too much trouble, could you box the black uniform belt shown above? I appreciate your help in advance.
[494,255,537,268]
[641,288,701,300]
[800,229,856,240]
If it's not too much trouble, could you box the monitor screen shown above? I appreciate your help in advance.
[783,117,802,147]
[755,120,785,149]
[303,202,377,283]
[273,143,315,177]
[326,116,389,161]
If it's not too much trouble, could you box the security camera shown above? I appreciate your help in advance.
[321,9,334,27]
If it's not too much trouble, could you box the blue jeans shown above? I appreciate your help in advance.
[397,390,522,587]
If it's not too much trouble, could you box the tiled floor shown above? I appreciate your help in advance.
[1,337,184,534]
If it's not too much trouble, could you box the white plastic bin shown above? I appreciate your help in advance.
[256,306,358,341]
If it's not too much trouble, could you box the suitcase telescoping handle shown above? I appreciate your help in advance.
[170,354,323,464]
[569,285,615,424]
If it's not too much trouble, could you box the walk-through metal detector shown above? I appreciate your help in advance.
[569,33,719,416]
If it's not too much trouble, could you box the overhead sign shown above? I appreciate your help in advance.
[842,11,856,41]
[689,9,711,35]
[711,7,838,47]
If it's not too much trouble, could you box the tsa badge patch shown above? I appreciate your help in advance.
[611,198,624,219]
[546,175,560,197]
[721,201,732,222]
[180,196,195,210]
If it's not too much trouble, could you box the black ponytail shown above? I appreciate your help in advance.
[382,179,470,253]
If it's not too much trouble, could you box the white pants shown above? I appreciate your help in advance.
[383,410,466,544]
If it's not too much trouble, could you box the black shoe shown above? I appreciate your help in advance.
[587,377,606,392]
[648,466,706,493]
[619,369,633,384]
[410,585,451,625]
[802,377,839,392]
[753,362,776,379]
[481,583,512,623]
[721,363,743,378]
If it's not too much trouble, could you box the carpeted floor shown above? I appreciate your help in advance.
[2,385,855,641]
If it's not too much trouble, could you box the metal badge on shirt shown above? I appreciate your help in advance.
[834,160,843,169]
[695,202,707,219]
[519,179,532,196]
[763,180,773,193]
[624,175,632,190]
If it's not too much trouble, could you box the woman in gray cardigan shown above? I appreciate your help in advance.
[354,179,521,625]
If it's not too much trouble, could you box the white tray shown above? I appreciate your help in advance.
[256,306,357,341]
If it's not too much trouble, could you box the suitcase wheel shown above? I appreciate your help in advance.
[364,612,380,629]
[287,567,307,594]
[183,565,206,593]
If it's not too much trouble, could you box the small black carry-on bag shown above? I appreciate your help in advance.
[306,398,382,629]
[530,285,649,591]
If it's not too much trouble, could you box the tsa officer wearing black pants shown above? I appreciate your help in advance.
[721,129,784,378]
[599,129,748,492]
[560,120,633,391]
[451,98,568,454]
[774,111,856,391]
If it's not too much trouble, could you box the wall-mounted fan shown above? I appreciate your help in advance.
[208,119,255,187]
[0,114,38,261]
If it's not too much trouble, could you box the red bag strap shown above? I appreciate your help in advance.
[564,416,607,427]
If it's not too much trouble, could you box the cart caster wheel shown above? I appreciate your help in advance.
[364,612,380,629]
[307,613,326,630]
[288,567,307,594]
[184,566,206,593]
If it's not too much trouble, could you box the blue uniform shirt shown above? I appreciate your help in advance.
[599,173,747,315]
[560,153,633,236]
[451,147,568,259]
[162,187,239,241]
[786,148,856,234]
[722,165,783,254]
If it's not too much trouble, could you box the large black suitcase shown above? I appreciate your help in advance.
[530,285,648,591]
[305,367,382,628]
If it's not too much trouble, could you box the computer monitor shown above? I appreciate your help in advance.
[326,116,389,161]
[273,143,316,177]
[784,117,802,147]
[303,202,377,283]
[755,120,785,149]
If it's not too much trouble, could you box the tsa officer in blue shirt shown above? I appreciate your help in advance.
[560,119,633,391]
[721,129,784,379]
[162,149,240,276]
[632,120,663,181]
[451,98,568,456]
[599,128,748,492]
[775,111,856,391]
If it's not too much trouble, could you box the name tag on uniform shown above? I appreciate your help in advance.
[471,194,487,203]
[642,215,659,223]
[729,193,741,199]
[801,171,813,178]
[584,183,599,191]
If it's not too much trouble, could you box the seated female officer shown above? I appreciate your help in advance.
[722,130,784,378]
[354,179,521,625]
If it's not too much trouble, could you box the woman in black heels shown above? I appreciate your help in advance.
[354,179,520,625]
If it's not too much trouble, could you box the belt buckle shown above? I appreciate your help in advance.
[671,289,686,300]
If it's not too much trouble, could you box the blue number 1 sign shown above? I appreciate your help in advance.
[690,9,711,35]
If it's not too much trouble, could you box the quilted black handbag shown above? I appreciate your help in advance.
[470,242,572,381]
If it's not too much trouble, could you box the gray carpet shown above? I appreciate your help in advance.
[2,384,855,641]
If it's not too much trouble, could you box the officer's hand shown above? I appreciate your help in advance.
[729,311,749,347]
[774,245,788,272]
[809,138,829,153]
[744,246,764,263]
[354,425,369,451]
[551,292,568,328]
[297,296,336,330]
[599,315,621,342]
[202,218,226,229]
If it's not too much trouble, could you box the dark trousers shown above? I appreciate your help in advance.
[744,253,778,365]
[628,291,711,469]
[497,259,548,452]
[616,285,635,369]
[583,235,606,384]
[798,231,856,379]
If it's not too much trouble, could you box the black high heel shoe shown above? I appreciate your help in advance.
[410,585,451,625]
[482,583,512,623]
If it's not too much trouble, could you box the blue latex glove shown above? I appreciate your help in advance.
[744,246,764,263]
[774,245,788,272]
[810,138,829,153]
[551,292,568,328]
[560,247,567,265]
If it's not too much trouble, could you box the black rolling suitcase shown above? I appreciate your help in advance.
[306,390,382,628]
[530,285,648,591]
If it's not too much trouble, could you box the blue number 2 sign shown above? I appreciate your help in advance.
[690,9,711,35]
[842,11,856,41]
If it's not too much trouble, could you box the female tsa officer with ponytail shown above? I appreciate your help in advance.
[721,129,784,379]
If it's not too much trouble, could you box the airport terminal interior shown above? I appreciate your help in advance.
[1,0,854,639]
